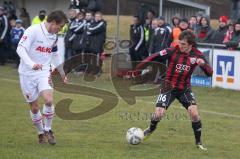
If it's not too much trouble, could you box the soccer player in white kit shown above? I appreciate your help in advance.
[17,10,68,145]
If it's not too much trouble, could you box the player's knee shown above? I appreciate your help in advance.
[44,98,53,106]
[30,102,40,114]
[42,91,53,106]
[31,108,39,114]
[189,110,200,121]
[155,108,166,119]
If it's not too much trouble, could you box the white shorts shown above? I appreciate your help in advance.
[19,73,53,103]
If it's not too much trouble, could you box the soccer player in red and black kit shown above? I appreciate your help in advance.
[140,30,213,150]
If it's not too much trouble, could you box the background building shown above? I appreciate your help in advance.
[0,0,232,21]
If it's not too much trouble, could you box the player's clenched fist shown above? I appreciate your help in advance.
[196,58,205,66]
[32,64,43,70]
[61,75,68,84]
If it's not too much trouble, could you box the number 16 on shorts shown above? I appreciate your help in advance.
[157,94,167,103]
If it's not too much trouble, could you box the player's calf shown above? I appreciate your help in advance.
[188,105,203,145]
[144,109,165,139]
[42,104,56,145]
[42,104,55,131]
[30,109,46,144]
[30,108,44,134]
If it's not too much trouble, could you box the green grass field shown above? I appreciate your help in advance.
[0,62,240,159]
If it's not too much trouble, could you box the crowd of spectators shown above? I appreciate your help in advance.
[129,10,240,64]
[0,1,239,75]
[0,1,107,76]
[64,7,107,75]
[0,1,29,66]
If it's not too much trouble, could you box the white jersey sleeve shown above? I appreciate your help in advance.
[17,46,35,68]
[18,26,36,52]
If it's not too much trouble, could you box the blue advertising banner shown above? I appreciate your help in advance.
[191,76,212,87]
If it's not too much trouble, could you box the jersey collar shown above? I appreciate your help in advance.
[40,22,53,36]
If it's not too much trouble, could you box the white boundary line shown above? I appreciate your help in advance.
[140,100,240,119]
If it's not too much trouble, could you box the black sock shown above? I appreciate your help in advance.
[192,120,202,144]
[149,114,160,132]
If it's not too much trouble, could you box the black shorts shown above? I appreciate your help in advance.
[156,88,197,110]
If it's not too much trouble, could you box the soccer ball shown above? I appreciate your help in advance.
[126,127,144,145]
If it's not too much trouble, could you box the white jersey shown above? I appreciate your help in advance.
[18,22,58,76]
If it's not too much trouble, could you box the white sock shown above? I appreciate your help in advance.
[30,110,44,134]
[42,105,55,132]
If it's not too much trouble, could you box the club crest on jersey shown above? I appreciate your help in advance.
[36,46,52,53]
[21,36,27,41]
[190,57,197,64]
[160,50,167,56]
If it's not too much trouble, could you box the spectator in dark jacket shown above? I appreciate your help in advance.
[196,15,215,43]
[77,11,94,74]
[129,15,146,68]
[225,20,240,49]
[146,9,156,22]
[147,18,159,53]
[72,11,86,54]
[212,16,229,44]
[82,11,94,53]
[87,11,106,75]
[149,17,171,55]
[64,9,77,60]
[159,16,172,36]
[0,7,8,65]
[87,11,106,54]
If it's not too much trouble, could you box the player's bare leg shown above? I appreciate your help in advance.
[41,90,56,145]
[29,100,46,144]
[188,105,207,151]
[144,107,166,139]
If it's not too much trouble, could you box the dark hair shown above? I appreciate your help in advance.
[179,30,196,47]
[86,10,93,14]
[95,11,103,16]
[190,16,197,19]
[39,10,46,14]
[78,11,85,17]
[133,15,140,19]
[180,18,189,24]
[148,9,156,16]
[47,10,68,24]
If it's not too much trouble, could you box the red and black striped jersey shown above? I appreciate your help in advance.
[136,46,213,91]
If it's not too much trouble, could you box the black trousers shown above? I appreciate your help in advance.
[0,42,6,65]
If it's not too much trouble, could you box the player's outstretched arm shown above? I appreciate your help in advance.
[135,49,171,71]
[197,58,213,77]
